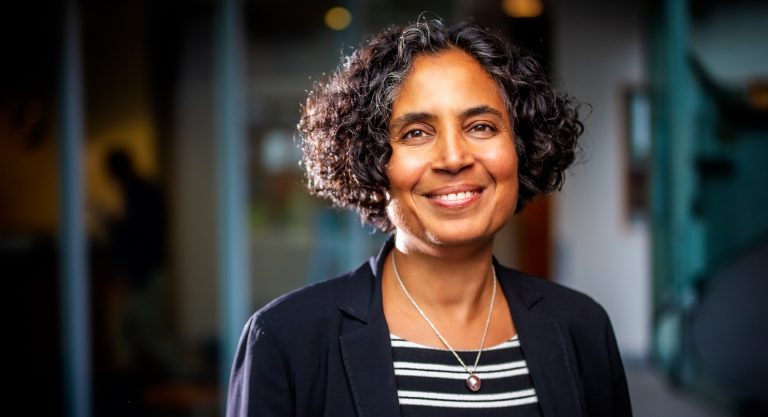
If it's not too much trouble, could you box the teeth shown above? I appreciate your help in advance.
[435,191,476,202]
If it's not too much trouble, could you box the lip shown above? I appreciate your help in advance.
[422,184,485,209]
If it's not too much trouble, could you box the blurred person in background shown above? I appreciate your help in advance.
[104,149,167,290]
[92,148,179,415]
[227,18,631,417]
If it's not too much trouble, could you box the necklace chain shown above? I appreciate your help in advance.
[391,251,497,376]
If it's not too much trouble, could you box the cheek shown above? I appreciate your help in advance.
[482,144,519,184]
[483,145,520,212]
[386,150,424,190]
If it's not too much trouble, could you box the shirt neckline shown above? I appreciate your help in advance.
[389,333,519,352]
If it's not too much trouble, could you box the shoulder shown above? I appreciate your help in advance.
[235,260,377,375]
[497,264,611,326]
[250,270,351,333]
[495,264,633,415]
[233,273,350,371]
[228,270,363,417]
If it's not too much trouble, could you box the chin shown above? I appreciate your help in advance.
[422,224,500,248]
[390,206,512,250]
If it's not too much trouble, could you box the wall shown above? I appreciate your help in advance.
[173,21,219,343]
[550,0,650,358]
[691,2,768,87]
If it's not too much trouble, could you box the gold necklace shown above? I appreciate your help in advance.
[391,251,497,392]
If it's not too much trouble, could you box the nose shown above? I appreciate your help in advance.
[432,128,474,174]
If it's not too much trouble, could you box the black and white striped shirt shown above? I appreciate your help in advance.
[390,333,542,416]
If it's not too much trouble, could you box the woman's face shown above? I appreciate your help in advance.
[385,48,519,248]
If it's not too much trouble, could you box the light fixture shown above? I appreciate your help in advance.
[502,0,544,18]
[325,6,352,31]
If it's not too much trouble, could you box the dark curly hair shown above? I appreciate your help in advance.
[298,18,583,232]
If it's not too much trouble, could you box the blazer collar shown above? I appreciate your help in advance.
[495,260,585,417]
[493,257,544,309]
[337,239,584,417]
[337,237,401,417]
[337,237,392,323]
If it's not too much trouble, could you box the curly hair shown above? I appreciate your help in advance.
[298,18,583,232]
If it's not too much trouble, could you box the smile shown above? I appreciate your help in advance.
[424,186,484,209]
[431,191,479,202]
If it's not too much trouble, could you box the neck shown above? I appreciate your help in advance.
[389,232,495,317]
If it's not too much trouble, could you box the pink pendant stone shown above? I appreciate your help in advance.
[466,374,482,392]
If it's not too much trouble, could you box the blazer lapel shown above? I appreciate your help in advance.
[337,242,401,417]
[496,261,584,417]
[334,244,584,417]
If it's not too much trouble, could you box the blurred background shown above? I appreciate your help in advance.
[2,0,767,416]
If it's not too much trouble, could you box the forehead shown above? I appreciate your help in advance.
[405,48,498,88]
[392,48,507,116]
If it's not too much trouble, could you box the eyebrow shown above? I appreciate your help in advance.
[389,112,436,132]
[461,105,503,119]
[389,105,504,132]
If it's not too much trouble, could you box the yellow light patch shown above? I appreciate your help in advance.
[325,6,352,31]
[502,0,543,18]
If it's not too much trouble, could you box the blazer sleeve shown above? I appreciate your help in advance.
[604,315,633,417]
[227,314,294,417]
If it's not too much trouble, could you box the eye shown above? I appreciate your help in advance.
[467,123,497,138]
[403,129,425,139]
[401,128,432,141]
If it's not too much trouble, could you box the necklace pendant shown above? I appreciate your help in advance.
[466,373,482,392]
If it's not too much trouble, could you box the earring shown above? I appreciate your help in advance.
[369,190,385,203]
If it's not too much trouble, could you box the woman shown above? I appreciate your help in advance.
[227,19,632,417]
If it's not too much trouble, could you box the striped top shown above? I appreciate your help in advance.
[390,333,542,417]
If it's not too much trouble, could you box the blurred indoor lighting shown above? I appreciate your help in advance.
[748,80,768,110]
[502,0,543,18]
[324,6,352,31]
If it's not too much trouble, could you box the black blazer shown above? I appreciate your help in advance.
[227,240,632,417]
